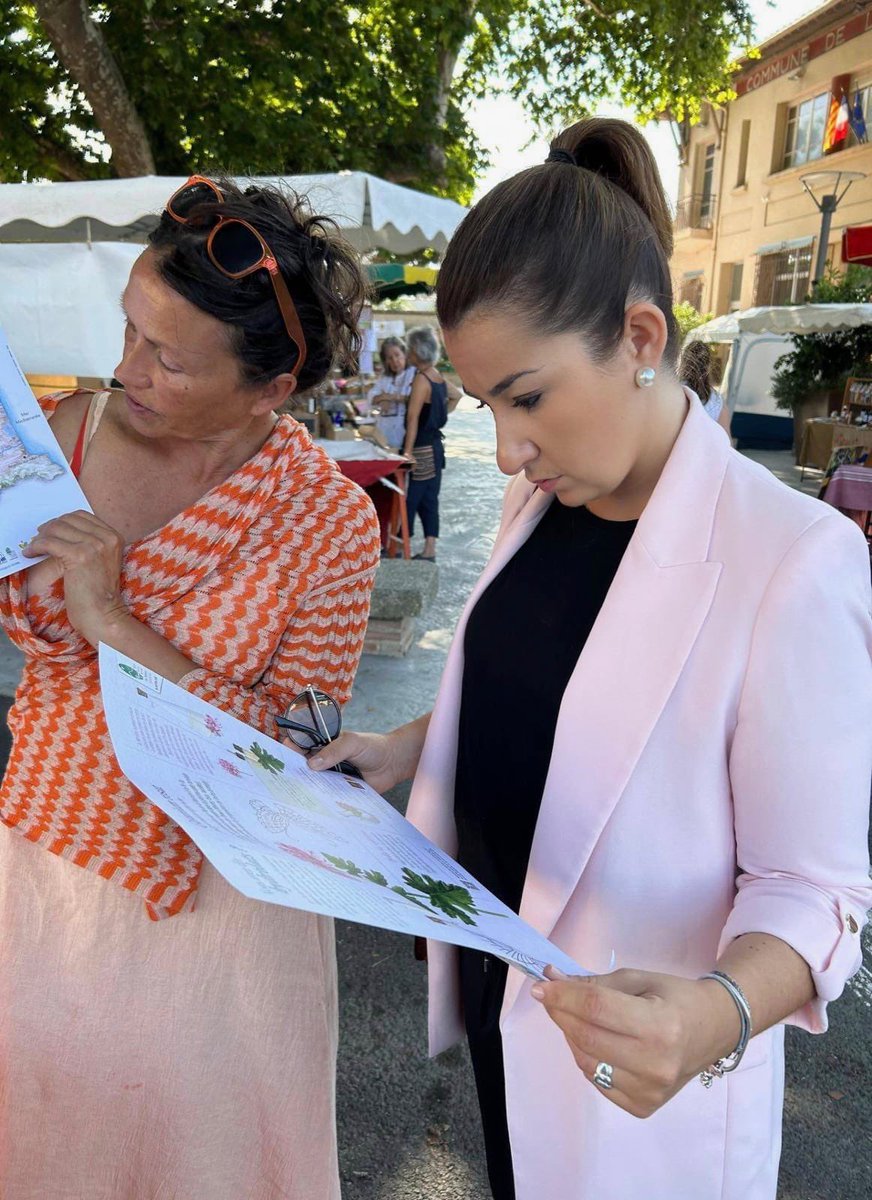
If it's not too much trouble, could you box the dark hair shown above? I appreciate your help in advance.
[678,340,718,403]
[148,177,368,391]
[379,336,407,373]
[437,116,678,366]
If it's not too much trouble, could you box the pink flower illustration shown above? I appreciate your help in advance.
[204,714,222,736]
[218,758,243,777]
[278,845,347,875]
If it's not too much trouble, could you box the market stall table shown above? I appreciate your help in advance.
[799,419,872,471]
[823,464,872,540]
[315,438,410,557]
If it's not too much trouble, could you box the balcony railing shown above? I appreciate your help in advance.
[674,193,716,234]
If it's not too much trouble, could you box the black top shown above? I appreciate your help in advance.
[453,497,637,1200]
[410,374,448,448]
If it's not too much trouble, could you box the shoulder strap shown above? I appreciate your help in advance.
[69,390,111,479]
[69,404,90,479]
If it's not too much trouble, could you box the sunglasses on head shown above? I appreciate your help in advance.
[165,175,307,381]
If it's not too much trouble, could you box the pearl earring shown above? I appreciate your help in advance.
[635,366,656,388]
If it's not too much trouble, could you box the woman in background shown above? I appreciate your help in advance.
[368,335,416,447]
[402,324,460,561]
[679,339,732,436]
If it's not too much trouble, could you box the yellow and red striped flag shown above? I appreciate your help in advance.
[823,93,850,152]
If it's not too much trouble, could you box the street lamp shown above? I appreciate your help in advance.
[800,170,866,284]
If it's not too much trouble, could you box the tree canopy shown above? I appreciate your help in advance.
[0,1,752,201]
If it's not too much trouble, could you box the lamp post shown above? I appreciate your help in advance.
[800,170,866,284]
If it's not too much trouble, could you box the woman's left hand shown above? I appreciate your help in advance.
[531,967,741,1119]
[24,510,130,647]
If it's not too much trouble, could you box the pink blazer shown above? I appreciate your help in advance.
[406,396,872,1200]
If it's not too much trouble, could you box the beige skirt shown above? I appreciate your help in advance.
[0,826,340,1200]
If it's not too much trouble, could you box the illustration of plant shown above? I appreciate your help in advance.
[218,758,243,777]
[319,856,504,926]
[203,714,222,736]
[118,663,143,680]
[393,869,504,926]
[336,801,379,823]
[248,741,285,775]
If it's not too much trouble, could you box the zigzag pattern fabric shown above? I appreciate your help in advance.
[0,396,380,919]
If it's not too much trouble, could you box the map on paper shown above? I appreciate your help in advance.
[100,645,585,981]
[0,326,91,578]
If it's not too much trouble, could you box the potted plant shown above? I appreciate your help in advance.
[772,266,872,460]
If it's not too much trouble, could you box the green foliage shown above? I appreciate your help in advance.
[771,267,872,413]
[673,301,714,340]
[2,0,752,202]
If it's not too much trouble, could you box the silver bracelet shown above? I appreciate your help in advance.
[698,970,753,1088]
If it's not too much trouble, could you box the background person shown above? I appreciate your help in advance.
[0,176,380,1199]
[310,118,872,1200]
[367,335,417,448]
[402,324,460,561]
[679,338,732,436]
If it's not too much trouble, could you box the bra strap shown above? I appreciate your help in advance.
[69,404,90,480]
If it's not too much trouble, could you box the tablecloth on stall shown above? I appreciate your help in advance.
[799,420,872,470]
[314,438,405,488]
[824,464,872,511]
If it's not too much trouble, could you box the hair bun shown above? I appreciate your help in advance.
[551,117,673,259]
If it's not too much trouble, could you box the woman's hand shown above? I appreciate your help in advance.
[306,714,432,795]
[531,967,742,1120]
[23,510,130,647]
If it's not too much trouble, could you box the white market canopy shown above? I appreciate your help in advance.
[0,172,467,378]
[686,304,872,345]
[0,171,467,255]
[736,303,872,335]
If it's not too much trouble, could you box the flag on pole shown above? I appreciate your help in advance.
[823,92,850,152]
[850,89,867,143]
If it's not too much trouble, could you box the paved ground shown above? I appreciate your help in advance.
[0,404,869,1197]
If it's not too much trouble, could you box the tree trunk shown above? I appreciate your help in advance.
[34,0,155,177]
[426,3,477,181]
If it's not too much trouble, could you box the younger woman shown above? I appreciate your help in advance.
[312,118,871,1200]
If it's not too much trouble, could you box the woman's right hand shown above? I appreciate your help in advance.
[307,731,404,794]
[307,714,431,795]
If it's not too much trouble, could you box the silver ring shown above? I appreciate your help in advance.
[593,1061,614,1090]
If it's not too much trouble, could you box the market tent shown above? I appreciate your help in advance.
[0,173,465,377]
[736,303,872,335]
[682,312,740,344]
[0,172,466,255]
[367,263,438,299]
[683,304,872,449]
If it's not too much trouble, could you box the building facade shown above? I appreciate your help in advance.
[671,0,872,316]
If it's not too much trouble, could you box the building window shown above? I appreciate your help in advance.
[782,92,829,169]
[736,121,751,187]
[754,246,813,306]
[728,263,744,311]
[680,274,704,310]
[699,144,716,221]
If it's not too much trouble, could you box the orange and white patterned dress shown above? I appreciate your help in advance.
[0,394,380,1198]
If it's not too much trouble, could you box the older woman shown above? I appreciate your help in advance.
[0,177,380,1198]
[402,324,460,561]
[368,335,416,447]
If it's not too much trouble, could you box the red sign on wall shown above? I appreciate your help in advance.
[842,225,872,267]
[736,9,872,96]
